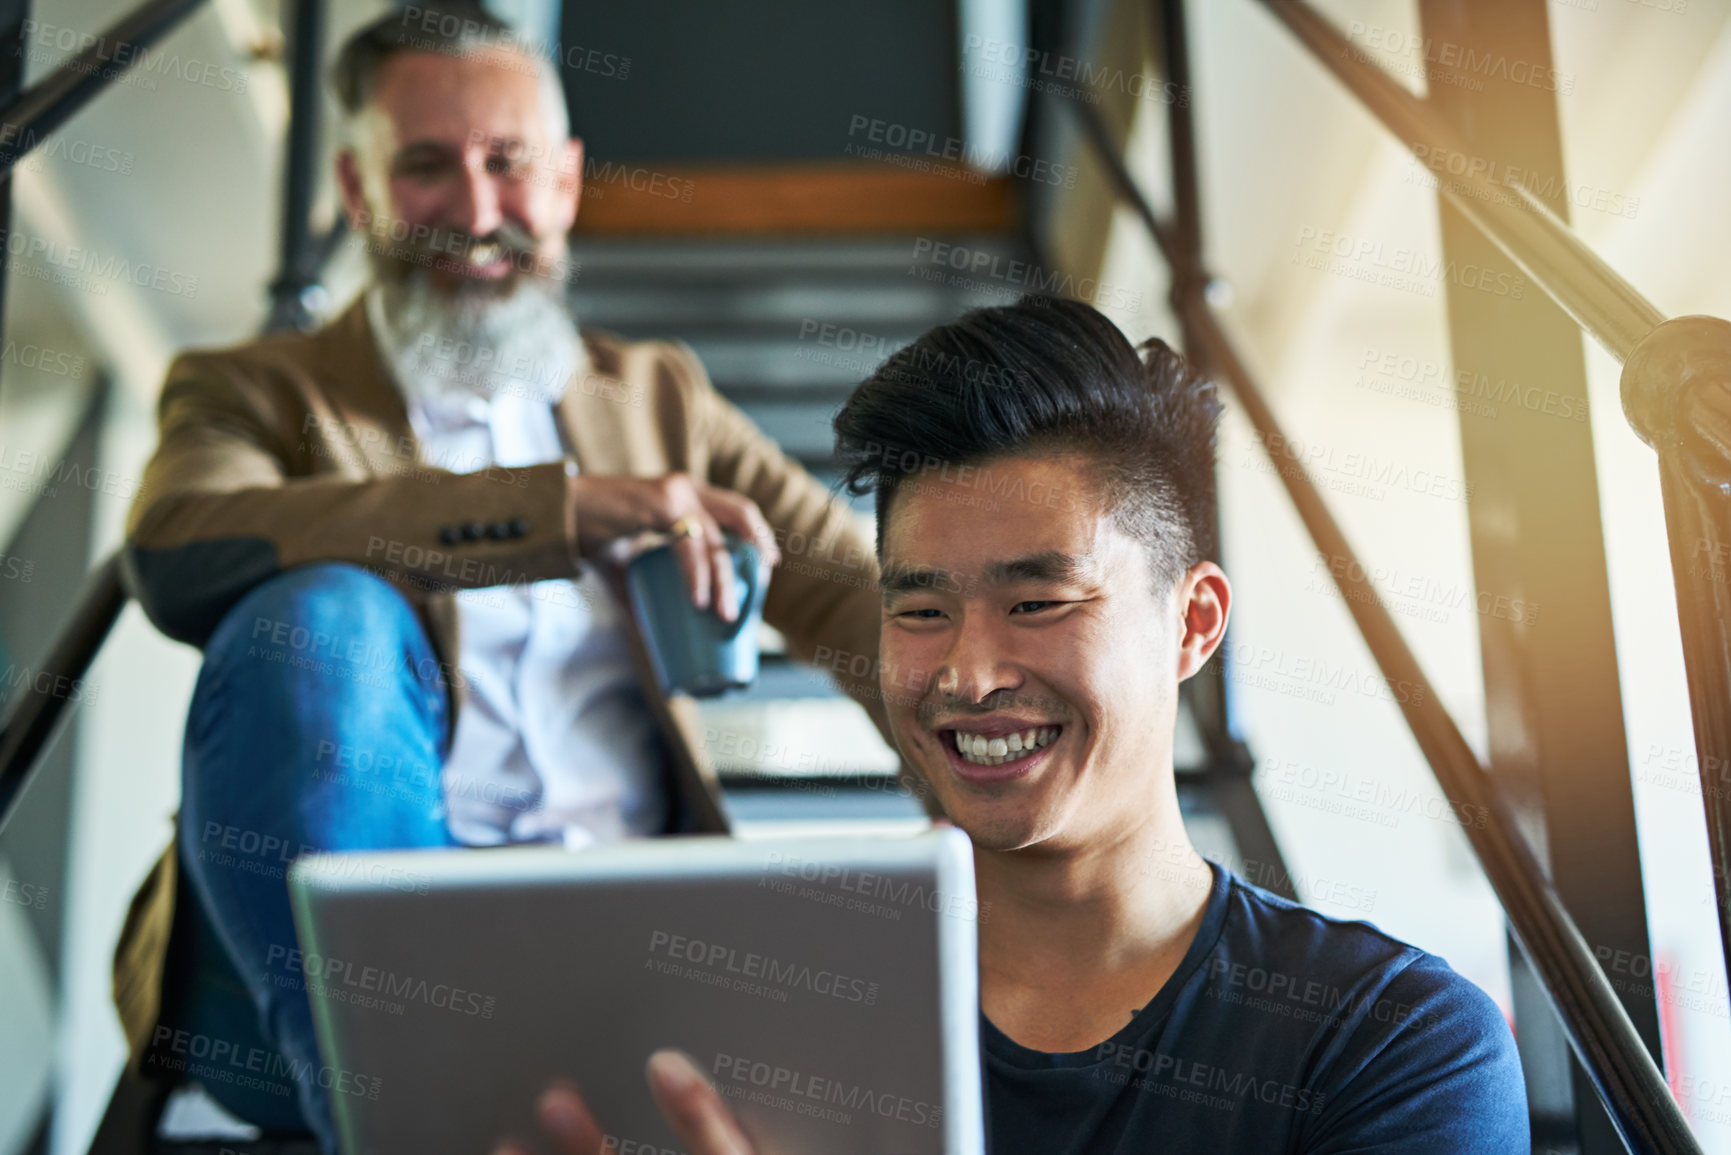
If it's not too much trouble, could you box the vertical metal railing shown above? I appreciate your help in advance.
[265,0,327,333]
[1620,313,1731,995]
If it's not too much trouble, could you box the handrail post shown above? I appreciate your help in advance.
[0,0,27,405]
[265,0,327,333]
[1620,315,1731,995]
[1151,0,1297,901]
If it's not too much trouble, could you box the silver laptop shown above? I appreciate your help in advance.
[288,829,984,1155]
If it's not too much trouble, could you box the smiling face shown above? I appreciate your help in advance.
[336,45,582,295]
[879,453,1229,853]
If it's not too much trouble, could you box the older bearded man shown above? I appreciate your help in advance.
[112,6,888,1148]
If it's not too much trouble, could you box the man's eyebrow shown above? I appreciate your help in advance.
[984,551,1093,586]
[879,551,1093,594]
[392,140,459,165]
[880,563,953,595]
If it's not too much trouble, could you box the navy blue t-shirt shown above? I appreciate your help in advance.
[983,862,1527,1153]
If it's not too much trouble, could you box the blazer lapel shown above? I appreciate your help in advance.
[310,297,418,472]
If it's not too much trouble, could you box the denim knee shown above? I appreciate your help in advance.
[204,563,425,669]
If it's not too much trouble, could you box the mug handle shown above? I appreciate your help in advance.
[719,540,763,642]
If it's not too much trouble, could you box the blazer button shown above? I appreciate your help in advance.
[438,526,461,545]
[507,517,529,538]
[462,522,487,541]
[486,521,513,540]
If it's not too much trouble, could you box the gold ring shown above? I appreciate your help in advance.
[669,516,703,539]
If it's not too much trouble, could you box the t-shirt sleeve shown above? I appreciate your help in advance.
[1302,954,1528,1154]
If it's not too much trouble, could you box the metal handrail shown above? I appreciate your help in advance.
[1072,101,1700,1153]
[1065,1,1713,1148]
[0,0,210,177]
[1252,0,1663,363]
[0,555,127,832]
[0,0,335,842]
[1248,0,1731,1143]
[0,0,213,835]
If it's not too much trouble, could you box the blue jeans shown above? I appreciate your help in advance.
[174,564,456,1150]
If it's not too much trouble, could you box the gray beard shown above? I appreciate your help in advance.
[371,271,581,408]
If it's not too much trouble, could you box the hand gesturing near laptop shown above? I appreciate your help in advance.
[490,1052,757,1155]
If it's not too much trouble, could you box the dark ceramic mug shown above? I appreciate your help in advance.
[624,532,767,697]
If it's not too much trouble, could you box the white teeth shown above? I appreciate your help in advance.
[468,242,503,265]
[952,725,1060,765]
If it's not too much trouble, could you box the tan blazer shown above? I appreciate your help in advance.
[112,298,896,1068]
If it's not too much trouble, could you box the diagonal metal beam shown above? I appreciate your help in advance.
[1250,0,1661,364]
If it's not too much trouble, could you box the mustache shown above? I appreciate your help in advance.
[917,689,1072,730]
[367,219,541,264]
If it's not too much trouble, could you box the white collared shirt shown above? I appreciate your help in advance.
[373,300,668,848]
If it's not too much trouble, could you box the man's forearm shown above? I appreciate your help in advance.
[125,464,575,645]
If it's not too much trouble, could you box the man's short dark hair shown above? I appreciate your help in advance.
[332,2,525,116]
[833,296,1223,590]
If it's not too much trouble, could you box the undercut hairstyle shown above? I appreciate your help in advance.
[833,296,1223,592]
[331,2,568,139]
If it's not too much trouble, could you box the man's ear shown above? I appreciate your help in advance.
[336,149,370,231]
[1175,561,1231,682]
